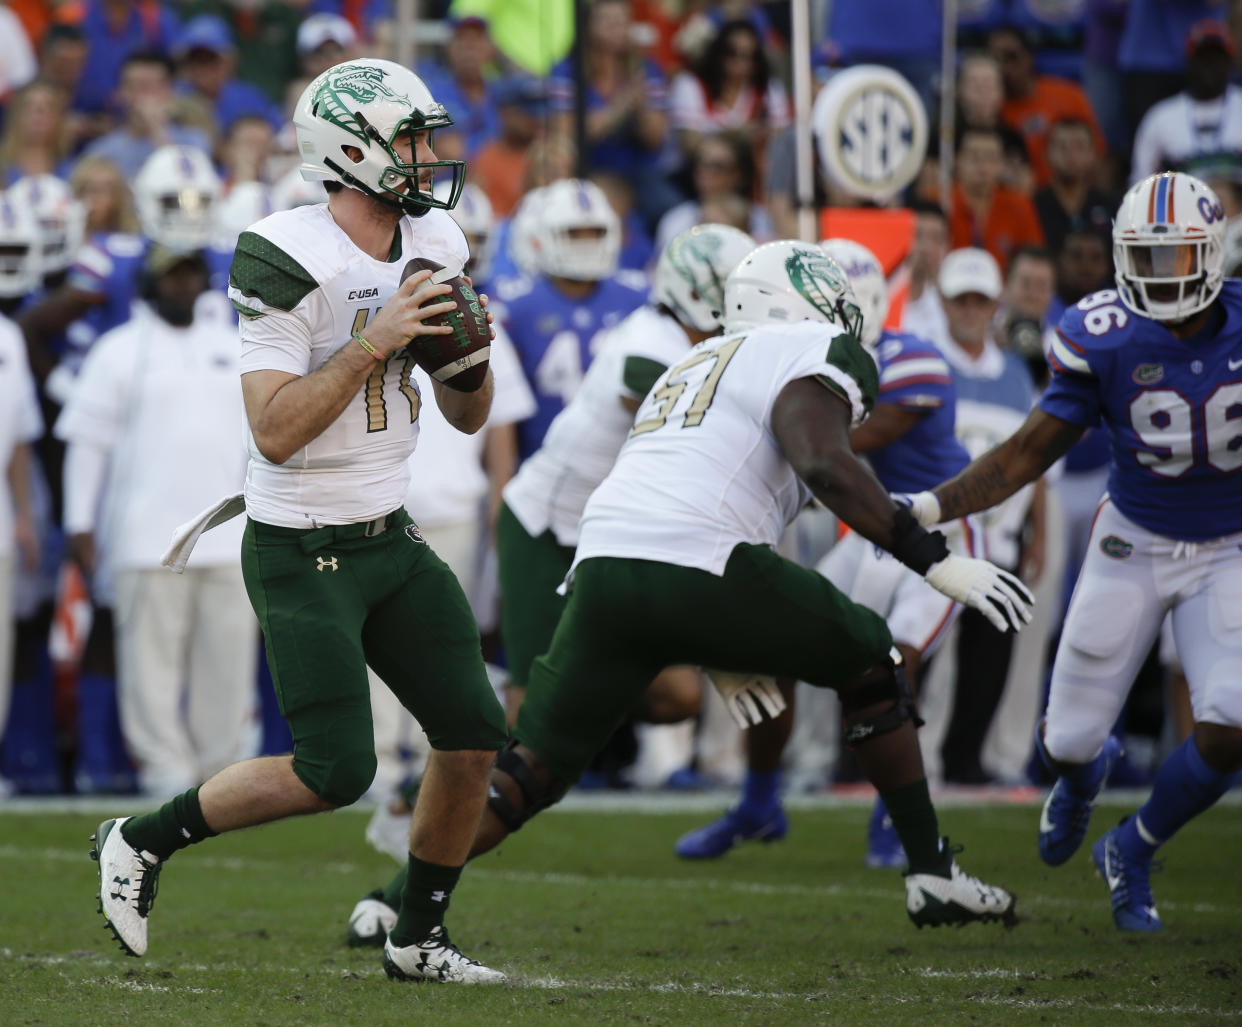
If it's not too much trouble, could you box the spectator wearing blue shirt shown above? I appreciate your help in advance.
[72,0,180,118]
[549,0,675,227]
[416,16,502,161]
[173,16,285,135]
[83,52,214,181]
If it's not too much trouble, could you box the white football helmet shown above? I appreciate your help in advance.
[436,181,494,279]
[508,186,547,276]
[1113,171,1226,322]
[215,181,275,248]
[0,191,43,298]
[724,239,863,337]
[134,145,222,252]
[293,58,464,216]
[271,166,328,211]
[7,174,85,275]
[654,223,755,333]
[529,178,621,281]
[818,238,889,348]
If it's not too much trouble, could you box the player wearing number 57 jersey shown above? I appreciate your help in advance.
[90,59,509,985]
[462,241,1033,933]
[904,172,1242,933]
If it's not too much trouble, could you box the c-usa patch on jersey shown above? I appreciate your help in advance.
[405,523,426,544]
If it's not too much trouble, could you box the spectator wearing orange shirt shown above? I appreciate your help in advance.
[948,126,1044,273]
[990,25,1105,190]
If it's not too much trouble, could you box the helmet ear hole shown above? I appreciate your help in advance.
[341,145,364,165]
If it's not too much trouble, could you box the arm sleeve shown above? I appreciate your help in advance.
[62,440,109,534]
[53,335,130,447]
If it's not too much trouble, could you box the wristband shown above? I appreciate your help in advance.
[889,505,950,576]
[352,331,384,361]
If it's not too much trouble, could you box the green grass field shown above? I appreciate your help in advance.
[1,797,1239,1026]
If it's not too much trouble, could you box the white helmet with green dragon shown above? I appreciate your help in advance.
[724,239,863,338]
[654,223,756,333]
[293,58,465,216]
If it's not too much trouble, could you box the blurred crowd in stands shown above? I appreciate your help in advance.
[1,0,1240,801]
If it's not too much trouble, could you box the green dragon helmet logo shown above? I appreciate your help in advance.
[313,65,404,142]
[670,232,726,301]
[785,249,850,322]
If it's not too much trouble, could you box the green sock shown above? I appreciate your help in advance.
[880,779,945,874]
[379,867,405,910]
[120,786,216,860]
[389,856,463,948]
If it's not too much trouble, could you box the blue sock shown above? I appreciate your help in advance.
[1117,736,1241,862]
[739,770,781,814]
[1040,730,1108,797]
[869,796,889,830]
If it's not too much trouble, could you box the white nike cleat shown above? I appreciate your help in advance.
[90,817,163,957]
[347,892,398,948]
[365,804,413,865]
[383,927,506,984]
[905,841,1016,928]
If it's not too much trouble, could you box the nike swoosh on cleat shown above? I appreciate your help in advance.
[1039,803,1055,835]
[1104,849,1123,893]
[1230,357,1242,371]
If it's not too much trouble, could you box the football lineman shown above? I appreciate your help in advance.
[90,58,509,984]
[902,171,1242,932]
[675,239,982,869]
[373,240,1032,941]
[345,222,757,945]
[491,177,649,459]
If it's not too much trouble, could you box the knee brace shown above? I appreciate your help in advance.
[296,747,377,807]
[839,654,923,749]
[486,738,570,832]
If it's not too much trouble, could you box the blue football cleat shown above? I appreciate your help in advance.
[1038,734,1123,866]
[1092,821,1162,932]
[865,801,906,869]
[674,806,788,860]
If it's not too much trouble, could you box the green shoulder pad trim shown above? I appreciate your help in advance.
[229,231,319,313]
[825,332,878,414]
[622,355,669,398]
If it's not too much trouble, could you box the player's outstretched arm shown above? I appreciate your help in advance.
[925,408,1084,526]
[773,377,1034,632]
[772,377,916,545]
[433,368,494,435]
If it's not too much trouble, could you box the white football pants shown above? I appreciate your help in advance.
[1045,498,1242,764]
[113,565,258,797]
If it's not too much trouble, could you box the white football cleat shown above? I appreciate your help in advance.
[90,817,163,956]
[383,927,506,984]
[905,842,1016,928]
[347,892,398,948]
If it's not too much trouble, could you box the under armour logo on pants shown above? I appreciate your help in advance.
[316,556,339,572]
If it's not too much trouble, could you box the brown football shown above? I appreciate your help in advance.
[400,257,491,392]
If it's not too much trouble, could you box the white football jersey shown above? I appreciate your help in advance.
[0,314,42,558]
[575,320,874,576]
[504,305,691,547]
[55,303,247,569]
[228,203,469,528]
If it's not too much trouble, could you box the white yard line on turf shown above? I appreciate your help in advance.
[2,952,1237,1018]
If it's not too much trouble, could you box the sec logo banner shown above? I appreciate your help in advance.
[813,65,929,202]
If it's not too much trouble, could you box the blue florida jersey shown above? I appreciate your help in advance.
[866,331,971,493]
[64,233,234,376]
[495,271,649,459]
[1042,280,1242,541]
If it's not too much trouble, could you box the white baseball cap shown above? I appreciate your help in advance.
[297,14,357,56]
[938,247,1002,300]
